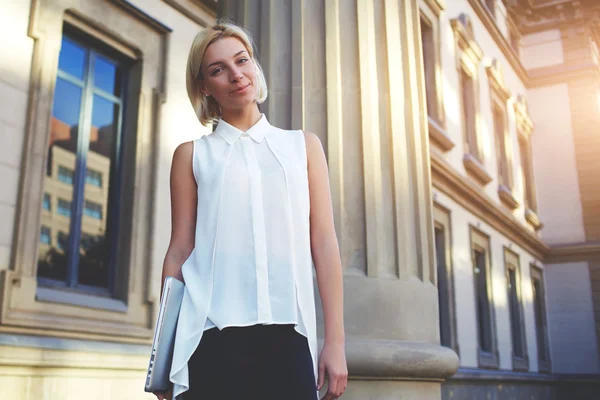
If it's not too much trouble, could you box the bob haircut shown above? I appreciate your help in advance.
[186,21,268,126]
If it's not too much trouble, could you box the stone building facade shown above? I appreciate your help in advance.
[0,0,599,399]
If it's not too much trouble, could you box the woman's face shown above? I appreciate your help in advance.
[200,36,257,112]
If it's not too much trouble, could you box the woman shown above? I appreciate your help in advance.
[155,21,347,400]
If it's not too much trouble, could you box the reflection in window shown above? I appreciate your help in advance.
[37,31,128,292]
[86,168,103,187]
[57,231,69,251]
[461,69,480,161]
[84,200,103,220]
[57,198,72,217]
[58,165,74,185]
[40,226,51,245]
[43,193,51,211]
[532,266,551,372]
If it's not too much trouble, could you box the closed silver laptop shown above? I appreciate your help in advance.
[144,276,185,393]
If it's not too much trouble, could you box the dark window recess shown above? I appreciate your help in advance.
[508,268,525,358]
[435,227,452,348]
[475,250,493,352]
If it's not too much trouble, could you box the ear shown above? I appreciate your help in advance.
[198,79,210,97]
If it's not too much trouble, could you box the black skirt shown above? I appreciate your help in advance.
[184,324,318,400]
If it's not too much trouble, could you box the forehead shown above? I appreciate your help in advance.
[203,36,248,63]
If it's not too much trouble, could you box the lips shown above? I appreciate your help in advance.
[231,83,251,94]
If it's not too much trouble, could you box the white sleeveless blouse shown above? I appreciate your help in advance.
[169,115,318,399]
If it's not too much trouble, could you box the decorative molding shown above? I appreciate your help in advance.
[527,62,600,88]
[430,151,548,260]
[467,0,529,84]
[111,0,173,34]
[498,184,519,210]
[513,95,534,136]
[162,0,216,27]
[525,208,543,231]
[463,153,493,185]
[487,59,511,102]
[421,0,446,16]
[546,242,600,264]
[429,117,455,151]
[451,13,484,67]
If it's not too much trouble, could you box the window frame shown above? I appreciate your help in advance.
[433,203,459,354]
[483,0,496,18]
[513,95,542,230]
[531,264,552,373]
[504,248,529,371]
[470,226,499,369]
[486,60,519,210]
[452,14,491,186]
[419,0,450,151]
[0,2,173,342]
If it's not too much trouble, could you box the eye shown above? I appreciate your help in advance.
[210,67,223,76]
[237,57,249,64]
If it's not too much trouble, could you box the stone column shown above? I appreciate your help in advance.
[218,0,459,398]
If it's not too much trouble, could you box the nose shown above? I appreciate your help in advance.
[230,67,243,83]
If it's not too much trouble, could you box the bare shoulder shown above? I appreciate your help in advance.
[170,141,196,186]
[302,130,325,162]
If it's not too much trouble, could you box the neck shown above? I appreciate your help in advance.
[220,103,262,131]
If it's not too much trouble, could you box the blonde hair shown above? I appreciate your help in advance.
[186,21,268,126]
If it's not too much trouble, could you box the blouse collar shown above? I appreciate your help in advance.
[214,114,270,145]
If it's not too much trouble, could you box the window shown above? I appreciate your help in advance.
[58,165,74,185]
[419,0,450,151]
[57,198,72,217]
[40,226,51,245]
[493,105,510,187]
[452,14,490,185]
[86,168,103,187]
[514,96,542,230]
[487,60,518,209]
[36,31,128,293]
[519,135,535,210]
[3,1,168,340]
[43,193,51,211]
[471,227,498,368]
[84,200,103,220]
[531,265,551,373]
[434,204,458,352]
[460,68,480,160]
[505,249,528,371]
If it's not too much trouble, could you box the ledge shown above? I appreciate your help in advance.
[324,338,459,380]
[498,184,519,210]
[430,151,548,260]
[463,153,492,185]
[428,117,454,151]
[450,368,600,384]
[525,208,543,231]
[547,242,600,263]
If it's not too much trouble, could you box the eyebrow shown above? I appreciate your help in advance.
[206,50,248,69]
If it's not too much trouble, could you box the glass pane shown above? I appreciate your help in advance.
[37,78,82,283]
[78,95,119,288]
[475,251,492,352]
[58,37,86,80]
[94,55,121,97]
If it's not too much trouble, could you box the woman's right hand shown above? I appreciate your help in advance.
[153,388,172,400]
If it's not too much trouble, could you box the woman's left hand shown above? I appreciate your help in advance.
[317,342,348,399]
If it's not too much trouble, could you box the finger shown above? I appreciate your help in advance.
[328,374,339,398]
[317,363,326,390]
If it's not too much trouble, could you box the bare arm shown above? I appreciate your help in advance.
[304,131,347,399]
[161,141,197,292]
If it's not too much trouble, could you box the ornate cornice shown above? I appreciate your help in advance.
[451,13,484,65]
